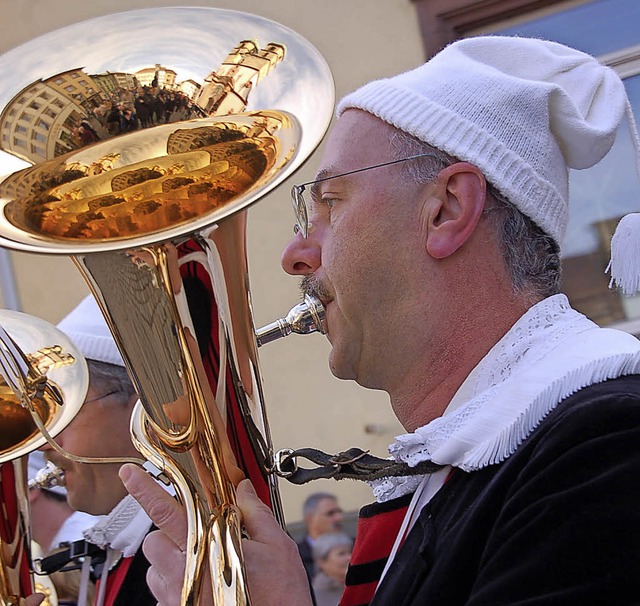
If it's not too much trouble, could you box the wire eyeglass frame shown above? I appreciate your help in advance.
[291,153,439,238]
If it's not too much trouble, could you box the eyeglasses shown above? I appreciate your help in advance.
[84,390,119,405]
[291,153,439,238]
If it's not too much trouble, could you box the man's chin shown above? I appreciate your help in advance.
[328,353,356,382]
[67,495,87,513]
[72,500,105,516]
[67,487,99,515]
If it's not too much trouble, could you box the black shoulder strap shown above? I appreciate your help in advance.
[37,539,106,575]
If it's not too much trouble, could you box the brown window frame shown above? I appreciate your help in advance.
[412,0,570,58]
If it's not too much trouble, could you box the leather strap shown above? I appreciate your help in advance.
[275,447,443,485]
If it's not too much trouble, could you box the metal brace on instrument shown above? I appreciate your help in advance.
[270,448,297,478]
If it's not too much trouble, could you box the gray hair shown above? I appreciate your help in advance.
[312,532,353,562]
[302,492,337,518]
[87,359,137,405]
[389,130,561,300]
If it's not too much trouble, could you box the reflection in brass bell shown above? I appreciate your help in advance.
[0,310,88,463]
[0,8,334,256]
[3,112,293,243]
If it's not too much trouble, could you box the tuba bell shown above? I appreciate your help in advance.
[0,7,334,605]
[0,309,88,606]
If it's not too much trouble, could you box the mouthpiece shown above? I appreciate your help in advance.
[256,294,326,347]
[28,460,65,491]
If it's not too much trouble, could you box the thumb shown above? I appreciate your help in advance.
[119,463,187,551]
[236,479,281,542]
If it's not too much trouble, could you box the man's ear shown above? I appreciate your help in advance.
[424,163,488,259]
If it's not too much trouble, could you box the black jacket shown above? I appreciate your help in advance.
[297,536,315,579]
[372,375,640,605]
[111,546,155,606]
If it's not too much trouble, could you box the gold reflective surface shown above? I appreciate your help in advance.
[0,390,52,453]
[0,310,88,463]
[0,7,334,254]
[3,112,293,242]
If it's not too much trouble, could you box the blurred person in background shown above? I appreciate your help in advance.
[28,451,97,554]
[29,451,98,606]
[296,492,345,579]
[312,532,353,606]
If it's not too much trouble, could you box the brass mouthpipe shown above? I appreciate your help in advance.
[28,461,64,492]
[255,295,326,347]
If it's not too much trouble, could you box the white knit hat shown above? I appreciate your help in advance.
[57,295,124,367]
[337,36,640,293]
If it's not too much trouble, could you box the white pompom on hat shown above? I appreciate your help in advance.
[57,295,124,367]
[337,35,640,294]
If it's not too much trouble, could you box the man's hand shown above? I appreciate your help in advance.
[120,464,313,606]
[24,594,44,606]
[119,463,192,605]
[236,479,313,606]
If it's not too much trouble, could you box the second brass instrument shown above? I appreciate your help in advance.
[0,309,88,606]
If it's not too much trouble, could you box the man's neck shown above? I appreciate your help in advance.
[31,502,73,552]
[390,293,534,432]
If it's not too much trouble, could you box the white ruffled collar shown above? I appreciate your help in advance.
[83,494,152,558]
[372,295,640,502]
[77,495,153,606]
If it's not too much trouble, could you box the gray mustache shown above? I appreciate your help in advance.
[301,275,330,302]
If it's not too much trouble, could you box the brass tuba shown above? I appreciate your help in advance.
[0,309,88,606]
[0,7,334,605]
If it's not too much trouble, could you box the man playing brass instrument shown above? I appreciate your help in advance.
[118,35,640,605]
[38,296,156,606]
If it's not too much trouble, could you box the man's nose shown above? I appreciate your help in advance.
[281,230,322,276]
[39,427,66,452]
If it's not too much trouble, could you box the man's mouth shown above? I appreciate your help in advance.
[35,458,67,489]
[299,274,334,337]
[301,274,332,307]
